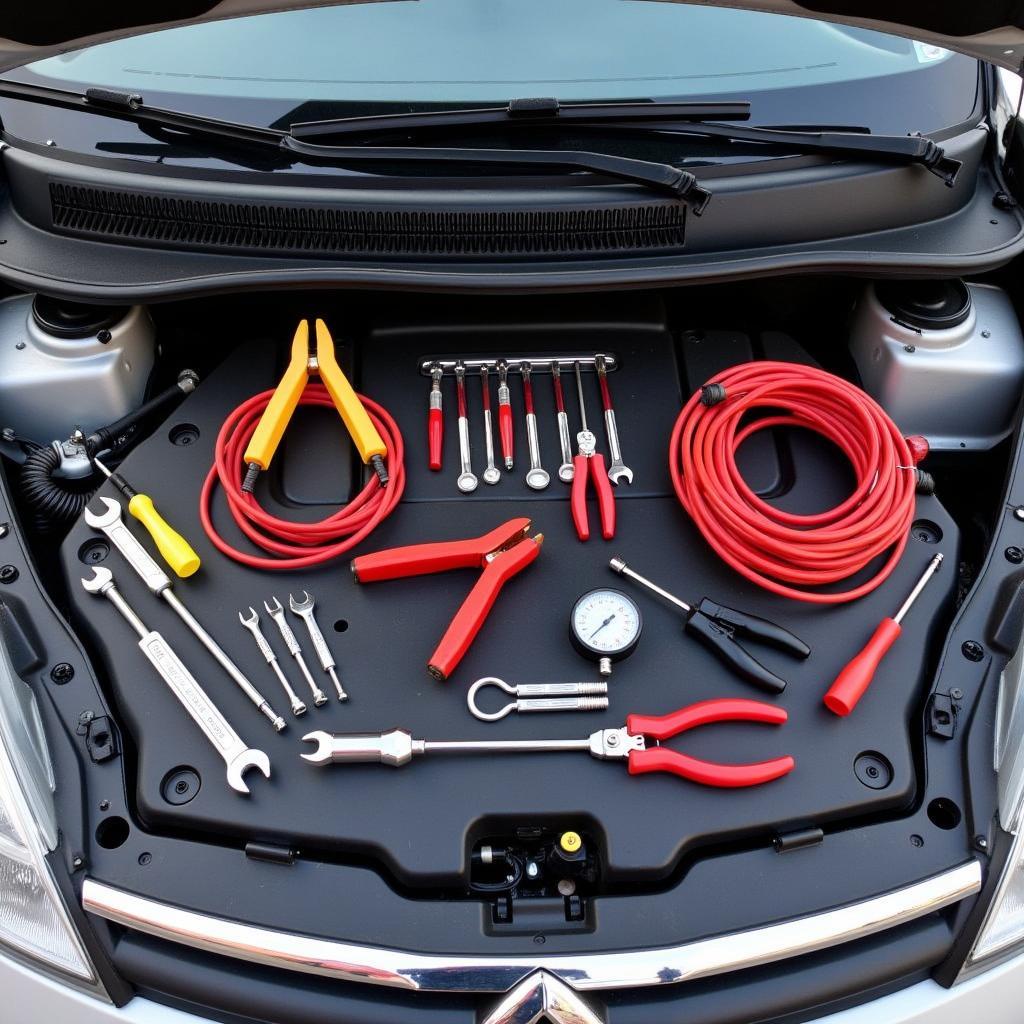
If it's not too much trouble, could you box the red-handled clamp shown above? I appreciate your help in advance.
[352,518,542,680]
[570,361,615,541]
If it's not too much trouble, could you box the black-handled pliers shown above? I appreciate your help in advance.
[610,558,810,694]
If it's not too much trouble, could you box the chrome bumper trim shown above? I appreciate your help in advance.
[82,860,982,994]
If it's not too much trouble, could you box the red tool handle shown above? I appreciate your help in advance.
[552,373,566,413]
[598,371,613,412]
[627,748,795,787]
[823,618,902,717]
[590,453,615,539]
[352,518,532,581]
[428,538,542,679]
[499,403,514,465]
[571,454,591,541]
[627,699,788,739]
[428,407,443,472]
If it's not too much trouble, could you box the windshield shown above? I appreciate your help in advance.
[6,0,979,135]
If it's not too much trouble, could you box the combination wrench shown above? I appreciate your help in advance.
[550,362,575,483]
[82,567,270,795]
[84,497,286,732]
[289,591,348,701]
[479,365,501,485]
[265,598,328,706]
[520,362,550,490]
[596,354,633,485]
[239,607,307,716]
[454,361,478,493]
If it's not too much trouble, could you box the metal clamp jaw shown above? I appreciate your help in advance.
[588,728,645,760]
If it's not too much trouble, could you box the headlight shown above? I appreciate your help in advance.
[0,635,102,991]
[965,638,1024,967]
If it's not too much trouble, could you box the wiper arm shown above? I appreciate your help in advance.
[289,96,750,140]
[279,135,713,211]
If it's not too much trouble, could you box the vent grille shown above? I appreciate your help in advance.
[49,183,686,259]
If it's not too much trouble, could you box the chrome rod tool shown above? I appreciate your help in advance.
[479,365,501,485]
[239,607,306,716]
[497,359,514,470]
[454,360,478,493]
[596,354,633,485]
[468,676,608,721]
[290,591,348,701]
[551,362,575,483]
[521,362,550,490]
[84,496,285,732]
[265,598,328,707]
[82,567,270,795]
[427,362,443,472]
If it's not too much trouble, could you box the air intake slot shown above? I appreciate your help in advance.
[49,183,686,259]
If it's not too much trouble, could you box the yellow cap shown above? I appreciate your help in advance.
[559,831,582,854]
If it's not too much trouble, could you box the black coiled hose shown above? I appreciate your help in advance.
[20,443,97,534]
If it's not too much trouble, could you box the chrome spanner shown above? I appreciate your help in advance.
[265,598,328,707]
[521,362,550,490]
[596,354,633,485]
[289,591,348,701]
[550,362,575,483]
[82,567,270,795]
[83,496,285,732]
[479,365,501,485]
[239,607,306,716]
[454,361,478,493]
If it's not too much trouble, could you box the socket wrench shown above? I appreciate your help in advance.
[84,497,285,732]
[265,598,328,706]
[239,607,306,716]
[82,567,270,795]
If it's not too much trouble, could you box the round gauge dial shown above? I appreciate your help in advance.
[570,588,642,661]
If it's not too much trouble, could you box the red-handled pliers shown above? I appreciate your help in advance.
[570,361,615,541]
[351,518,542,680]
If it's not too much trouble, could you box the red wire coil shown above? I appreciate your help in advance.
[669,361,916,604]
[200,383,405,570]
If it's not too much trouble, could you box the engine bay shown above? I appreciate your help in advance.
[0,279,1014,935]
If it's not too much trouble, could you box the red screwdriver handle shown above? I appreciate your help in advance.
[627,748,795,787]
[428,407,443,471]
[627,699,787,739]
[823,617,902,717]
[498,403,514,465]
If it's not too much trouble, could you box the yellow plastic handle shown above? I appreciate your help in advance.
[127,494,201,578]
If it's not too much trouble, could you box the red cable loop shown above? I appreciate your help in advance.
[200,383,405,570]
[669,362,916,604]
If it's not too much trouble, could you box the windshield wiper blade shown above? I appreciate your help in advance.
[280,135,713,211]
[289,96,751,140]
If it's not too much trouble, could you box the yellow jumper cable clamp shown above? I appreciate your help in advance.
[243,319,388,492]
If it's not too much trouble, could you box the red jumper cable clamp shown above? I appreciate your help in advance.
[351,518,543,680]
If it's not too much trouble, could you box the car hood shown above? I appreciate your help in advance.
[0,1,1022,76]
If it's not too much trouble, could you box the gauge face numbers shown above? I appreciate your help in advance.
[570,589,642,661]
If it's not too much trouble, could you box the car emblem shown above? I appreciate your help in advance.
[479,970,604,1024]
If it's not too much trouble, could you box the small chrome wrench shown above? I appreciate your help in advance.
[82,567,270,795]
[551,362,575,483]
[479,365,501,485]
[468,677,608,721]
[521,362,550,490]
[497,359,514,470]
[454,361,478,493]
[239,607,306,716]
[84,496,285,732]
[596,354,633,485]
[265,598,328,706]
[289,592,348,701]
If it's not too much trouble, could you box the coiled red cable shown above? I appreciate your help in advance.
[200,383,405,570]
[669,362,916,604]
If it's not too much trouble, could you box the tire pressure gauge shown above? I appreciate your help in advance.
[570,588,642,676]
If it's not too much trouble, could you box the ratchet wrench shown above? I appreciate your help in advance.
[521,362,550,490]
[82,567,270,795]
[596,354,633,485]
[454,361,478,493]
[84,497,285,732]
[551,363,575,483]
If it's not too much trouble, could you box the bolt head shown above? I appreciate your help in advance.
[1014,507,1024,522]
[962,641,985,662]
[0,564,18,584]
[1007,546,1024,564]
[950,687,964,700]
[50,662,74,684]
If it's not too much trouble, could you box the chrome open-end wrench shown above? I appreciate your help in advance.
[82,567,270,795]
[289,591,348,701]
[83,496,285,732]
[521,362,550,490]
[454,361,478,493]
[265,598,328,707]
[596,354,633,485]
[550,362,575,483]
[239,607,306,716]
[479,365,501,485]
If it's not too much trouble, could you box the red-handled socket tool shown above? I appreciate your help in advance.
[571,361,615,540]
[351,518,542,680]
[497,360,514,470]
[301,697,794,788]
[427,363,443,471]
[824,553,943,717]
